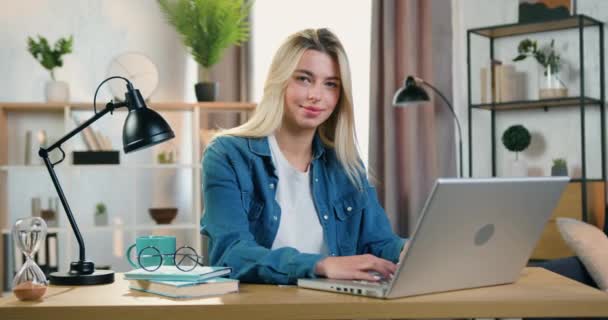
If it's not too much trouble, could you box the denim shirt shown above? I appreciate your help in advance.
[200,134,406,284]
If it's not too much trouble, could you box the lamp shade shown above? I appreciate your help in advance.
[122,88,174,153]
[123,107,175,153]
[392,76,430,107]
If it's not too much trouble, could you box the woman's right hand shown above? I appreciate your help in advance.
[314,254,397,281]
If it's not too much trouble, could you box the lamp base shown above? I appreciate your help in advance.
[49,270,114,285]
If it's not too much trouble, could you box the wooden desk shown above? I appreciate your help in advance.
[1,268,607,319]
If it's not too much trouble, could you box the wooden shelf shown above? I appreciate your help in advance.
[469,14,601,39]
[69,164,201,170]
[570,178,604,183]
[471,97,602,111]
[0,164,202,171]
[1,224,198,234]
[0,101,256,112]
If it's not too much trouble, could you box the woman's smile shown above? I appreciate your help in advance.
[300,105,324,117]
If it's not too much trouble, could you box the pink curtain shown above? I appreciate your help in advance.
[369,0,455,236]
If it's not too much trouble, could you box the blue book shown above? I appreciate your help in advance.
[124,265,231,282]
[128,277,239,299]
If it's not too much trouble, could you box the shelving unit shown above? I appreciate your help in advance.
[0,101,255,291]
[467,15,606,260]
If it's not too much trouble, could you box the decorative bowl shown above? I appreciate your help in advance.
[148,207,178,224]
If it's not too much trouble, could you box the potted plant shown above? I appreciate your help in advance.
[551,158,568,176]
[502,124,531,177]
[158,0,251,101]
[27,35,73,102]
[513,38,567,99]
[94,203,108,226]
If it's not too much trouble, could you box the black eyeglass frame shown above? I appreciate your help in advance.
[136,245,203,272]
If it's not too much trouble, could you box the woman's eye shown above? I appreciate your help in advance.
[296,76,311,83]
[325,82,338,88]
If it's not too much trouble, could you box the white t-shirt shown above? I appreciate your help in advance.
[268,135,327,254]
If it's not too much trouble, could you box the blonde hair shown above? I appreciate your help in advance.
[216,28,364,188]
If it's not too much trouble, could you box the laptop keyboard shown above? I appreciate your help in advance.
[353,279,389,286]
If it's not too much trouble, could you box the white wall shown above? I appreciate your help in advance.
[453,0,607,179]
[251,0,372,167]
[0,0,196,103]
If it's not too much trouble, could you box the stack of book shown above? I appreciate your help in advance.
[124,265,238,299]
[480,62,527,103]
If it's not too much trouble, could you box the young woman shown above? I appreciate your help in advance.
[201,28,406,284]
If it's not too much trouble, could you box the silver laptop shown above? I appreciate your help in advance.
[298,177,569,299]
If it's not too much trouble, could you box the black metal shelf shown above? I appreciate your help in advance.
[469,14,601,39]
[466,14,606,235]
[472,96,602,111]
[570,178,604,183]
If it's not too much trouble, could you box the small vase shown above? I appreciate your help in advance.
[195,82,219,102]
[551,166,568,176]
[510,158,527,177]
[45,81,70,102]
[538,65,567,99]
[94,213,108,226]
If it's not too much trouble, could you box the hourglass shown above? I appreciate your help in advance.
[12,217,48,301]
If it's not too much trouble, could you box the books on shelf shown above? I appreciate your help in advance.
[128,277,239,299]
[3,233,13,292]
[480,62,527,103]
[72,115,100,151]
[124,265,231,282]
[72,115,113,151]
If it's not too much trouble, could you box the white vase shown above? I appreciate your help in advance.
[510,159,527,177]
[538,65,567,99]
[45,80,70,102]
[94,213,108,226]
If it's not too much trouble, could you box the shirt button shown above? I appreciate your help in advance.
[269,183,275,189]
[315,178,319,182]
[273,215,278,221]
[331,253,336,256]
[346,206,352,212]
[323,214,328,220]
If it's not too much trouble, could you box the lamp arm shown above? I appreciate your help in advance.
[421,80,464,177]
[45,102,126,154]
[38,101,127,266]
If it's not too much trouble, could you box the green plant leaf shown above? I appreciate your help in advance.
[514,38,561,73]
[552,158,567,168]
[26,34,73,79]
[513,55,527,62]
[158,0,251,73]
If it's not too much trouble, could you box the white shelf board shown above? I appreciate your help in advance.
[0,164,201,171]
[1,227,66,234]
[2,224,198,234]
[83,224,199,232]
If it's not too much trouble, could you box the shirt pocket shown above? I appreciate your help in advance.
[334,191,367,221]
[241,192,264,221]
[333,191,368,254]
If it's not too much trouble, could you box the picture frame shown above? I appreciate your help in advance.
[518,0,576,23]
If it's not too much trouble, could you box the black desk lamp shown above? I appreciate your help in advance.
[392,76,463,178]
[41,76,175,285]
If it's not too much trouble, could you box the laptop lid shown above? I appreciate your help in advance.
[386,177,568,298]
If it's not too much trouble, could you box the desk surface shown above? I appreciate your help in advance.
[1,267,607,319]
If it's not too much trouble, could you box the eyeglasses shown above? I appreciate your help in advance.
[135,246,203,272]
